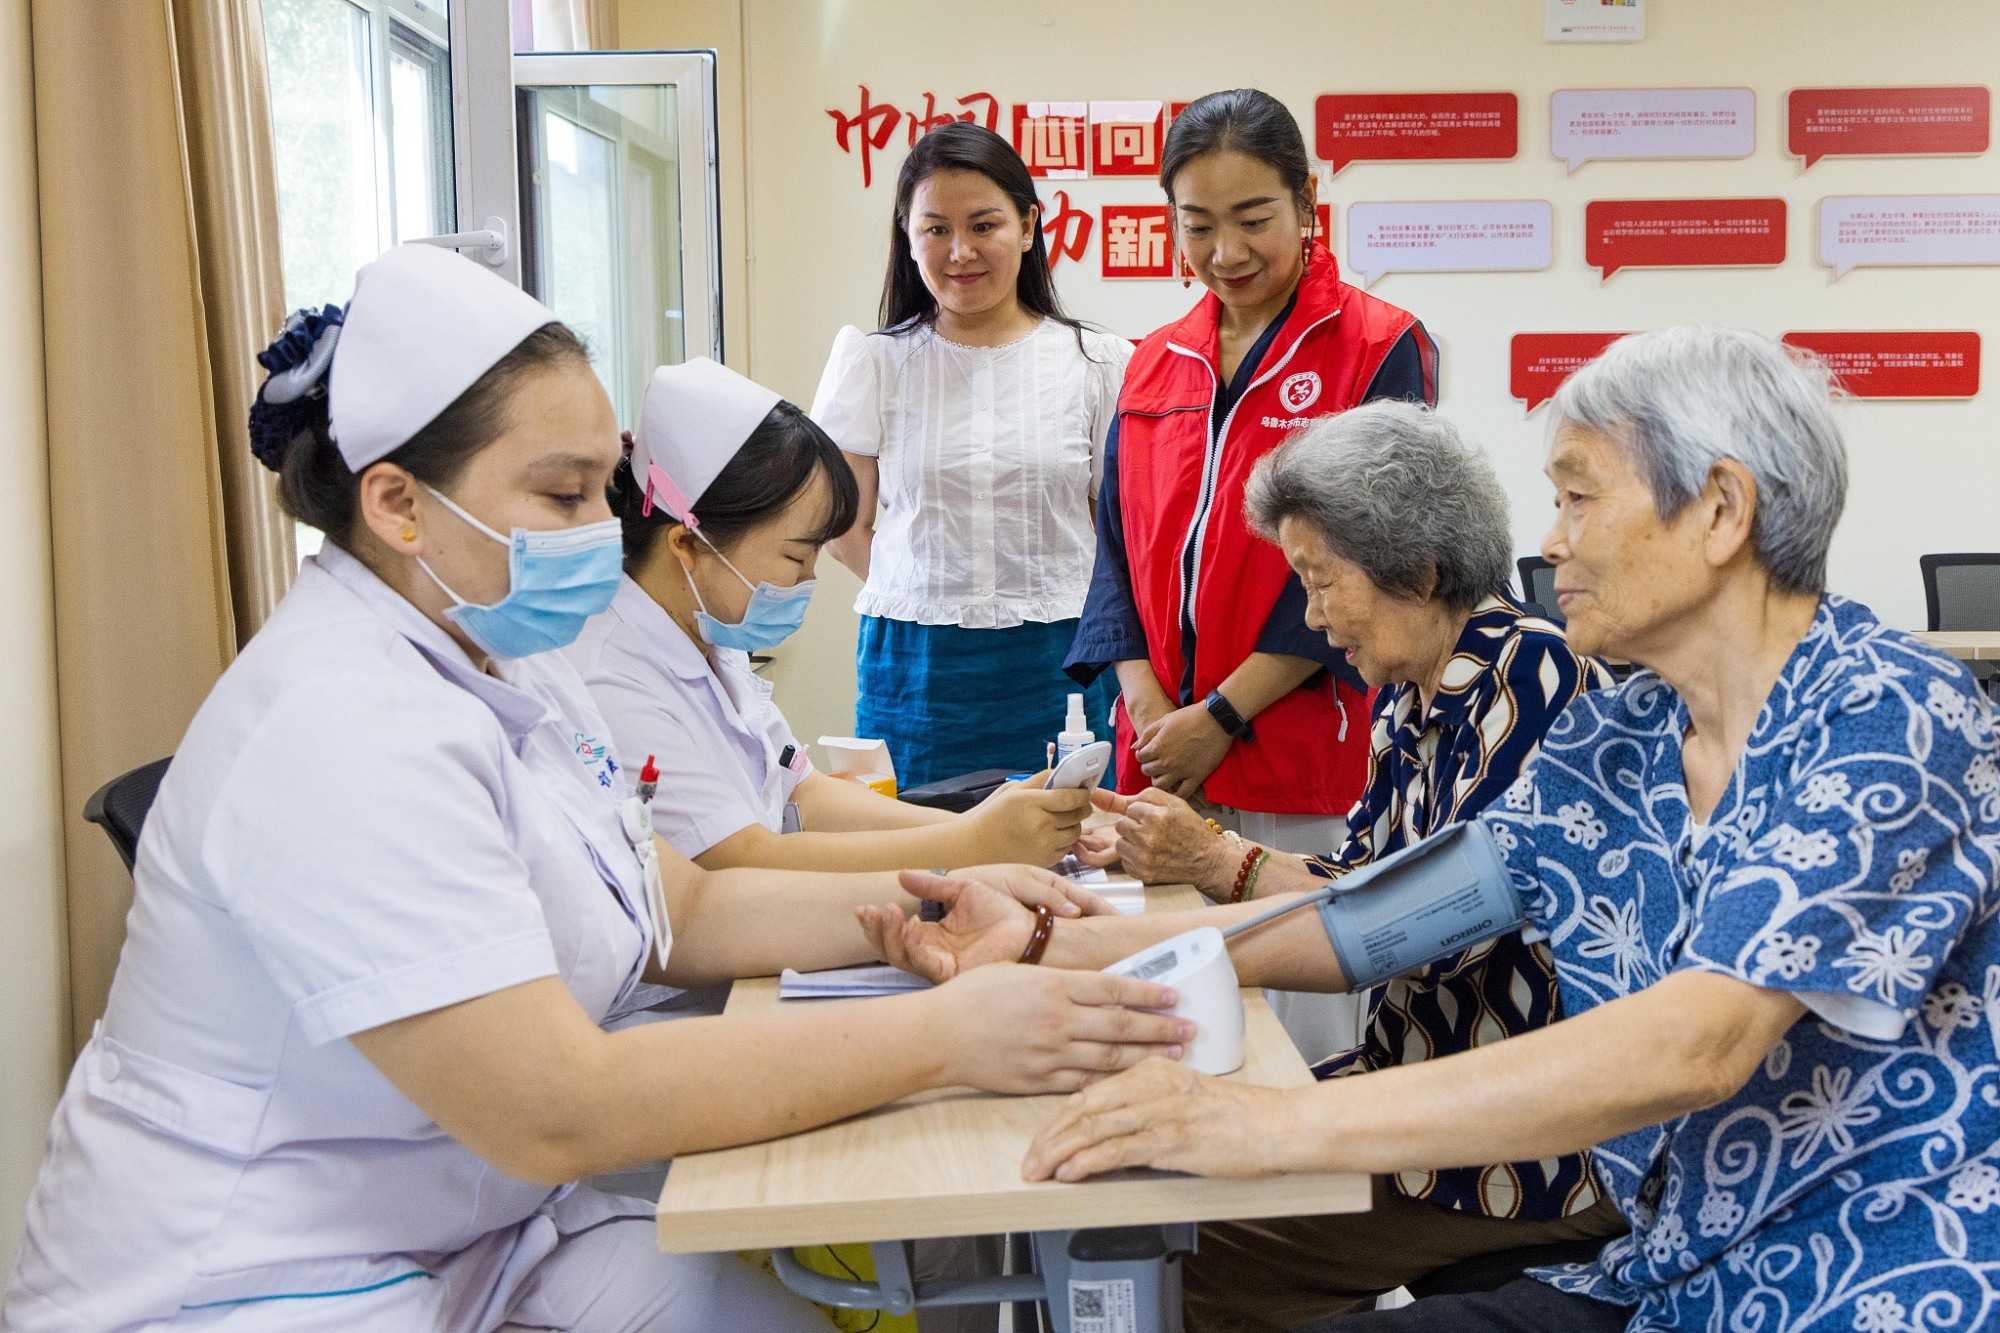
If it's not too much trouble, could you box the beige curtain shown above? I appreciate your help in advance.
[33,0,287,1047]
[531,0,618,50]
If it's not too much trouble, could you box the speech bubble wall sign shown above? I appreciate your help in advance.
[1314,93,1518,175]
[1510,333,1634,414]
[1550,88,1755,173]
[1788,87,1991,169]
[1346,200,1553,288]
[1817,195,2000,278]
[1584,198,1787,279]
[1780,331,1981,399]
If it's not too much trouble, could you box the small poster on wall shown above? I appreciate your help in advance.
[1510,333,1634,413]
[1550,89,1754,172]
[1788,87,1992,169]
[1817,195,2000,279]
[1780,332,1981,399]
[1546,0,1645,43]
[1584,198,1787,279]
[1346,200,1554,288]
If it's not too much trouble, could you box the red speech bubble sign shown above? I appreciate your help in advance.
[1585,198,1787,279]
[1780,331,1982,399]
[1788,87,1991,169]
[1314,93,1518,175]
[1510,333,1632,413]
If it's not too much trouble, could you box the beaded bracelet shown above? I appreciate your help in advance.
[1019,903,1056,965]
[1229,844,1268,904]
[1240,848,1272,902]
[1205,816,1246,851]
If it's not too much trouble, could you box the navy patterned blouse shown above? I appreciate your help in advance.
[1308,592,1616,1221]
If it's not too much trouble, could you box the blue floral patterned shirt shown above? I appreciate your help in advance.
[1485,595,2000,1331]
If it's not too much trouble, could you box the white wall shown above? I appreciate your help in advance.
[624,0,2000,750]
[0,0,69,1273]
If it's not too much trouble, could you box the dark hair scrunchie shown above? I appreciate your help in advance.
[248,303,345,473]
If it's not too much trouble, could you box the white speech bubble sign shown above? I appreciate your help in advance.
[1551,88,1756,173]
[1818,195,2000,279]
[1346,200,1553,288]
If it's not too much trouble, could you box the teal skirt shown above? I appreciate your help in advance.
[855,616,1118,790]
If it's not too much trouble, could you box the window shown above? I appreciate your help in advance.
[262,0,454,557]
[509,55,720,430]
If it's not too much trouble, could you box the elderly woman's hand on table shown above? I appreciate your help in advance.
[1091,788,1239,898]
[1021,1058,1299,1181]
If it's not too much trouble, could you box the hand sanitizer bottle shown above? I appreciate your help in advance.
[1054,692,1095,766]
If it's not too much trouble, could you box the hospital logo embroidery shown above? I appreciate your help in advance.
[1278,370,1322,413]
[572,732,608,766]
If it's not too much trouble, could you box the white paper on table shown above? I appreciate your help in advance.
[779,964,931,1000]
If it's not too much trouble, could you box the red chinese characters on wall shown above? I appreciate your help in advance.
[1042,190,1093,268]
[827,87,1001,186]
[1090,101,1165,177]
[903,91,1000,146]
[826,85,902,188]
[1101,205,1173,278]
[1013,102,1088,178]
[1100,203,1332,279]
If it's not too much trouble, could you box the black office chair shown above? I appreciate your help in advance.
[1920,553,2000,698]
[1516,556,1560,624]
[81,756,173,872]
[1407,1235,1611,1299]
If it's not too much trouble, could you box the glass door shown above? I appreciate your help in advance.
[511,53,722,428]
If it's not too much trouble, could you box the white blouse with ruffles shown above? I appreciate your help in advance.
[808,319,1130,629]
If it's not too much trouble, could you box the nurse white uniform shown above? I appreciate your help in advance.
[567,575,810,859]
[1,546,825,1333]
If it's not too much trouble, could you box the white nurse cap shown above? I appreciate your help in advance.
[633,357,781,528]
[328,244,558,471]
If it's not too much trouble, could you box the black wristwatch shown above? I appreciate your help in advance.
[1204,688,1255,741]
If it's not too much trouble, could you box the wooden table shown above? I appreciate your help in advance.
[1913,630,2000,661]
[657,883,1368,1328]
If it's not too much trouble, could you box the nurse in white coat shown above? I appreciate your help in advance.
[570,358,1091,873]
[0,247,1187,1333]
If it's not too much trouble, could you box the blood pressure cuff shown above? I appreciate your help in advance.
[1315,819,1526,990]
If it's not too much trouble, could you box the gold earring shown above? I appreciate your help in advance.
[401,526,416,543]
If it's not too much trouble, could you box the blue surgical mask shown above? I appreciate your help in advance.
[685,531,814,653]
[417,485,623,658]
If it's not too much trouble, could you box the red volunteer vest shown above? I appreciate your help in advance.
[1113,245,1426,815]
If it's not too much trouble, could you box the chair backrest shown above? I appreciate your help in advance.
[1517,555,1562,624]
[1921,553,2000,632]
[81,756,173,873]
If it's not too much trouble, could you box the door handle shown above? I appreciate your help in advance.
[408,216,510,266]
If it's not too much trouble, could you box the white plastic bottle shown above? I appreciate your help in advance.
[1054,692,1095,766]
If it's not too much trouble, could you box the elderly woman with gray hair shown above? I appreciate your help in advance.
[1069,398,1622,1329]
[867,328,2000,1333]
